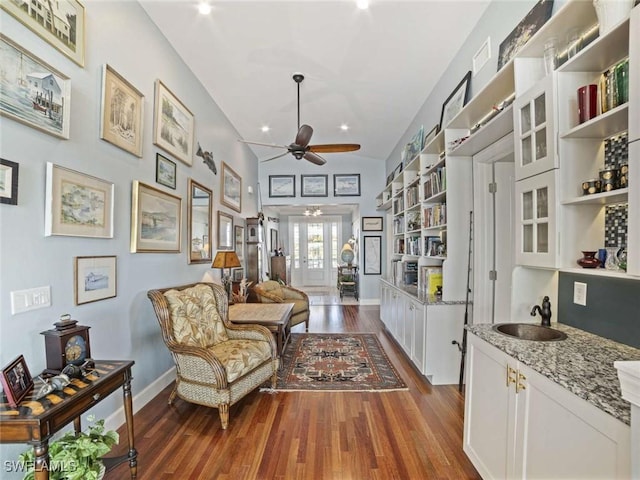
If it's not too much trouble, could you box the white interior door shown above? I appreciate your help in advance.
[290,216,341,286]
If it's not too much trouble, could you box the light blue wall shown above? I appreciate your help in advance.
[0,1,258,473]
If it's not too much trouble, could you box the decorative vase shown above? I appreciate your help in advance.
[617,248,627,271]
[577,251,600,268]
[604,246,621,270]
[593,0,635,35]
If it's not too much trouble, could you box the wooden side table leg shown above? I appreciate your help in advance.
[123,374,138,479]
[33,441,49,480]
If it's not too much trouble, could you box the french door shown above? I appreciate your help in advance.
[289,216,341,286]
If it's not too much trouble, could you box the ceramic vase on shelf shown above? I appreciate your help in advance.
[604,246,621,270]
[577,251,601,268]
[593,0,635,35]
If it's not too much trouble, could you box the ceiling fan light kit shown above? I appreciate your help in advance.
[239,73,360,166]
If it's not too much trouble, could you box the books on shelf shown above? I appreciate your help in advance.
[420,266,443,295]
[423,166,446,200]
[406,184,419,208]
[423,203,447,228]
[406,235,422,256]
[424,235,445,257]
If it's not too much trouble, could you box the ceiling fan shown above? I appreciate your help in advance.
[238,73,360,165]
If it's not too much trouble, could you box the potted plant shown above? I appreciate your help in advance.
[19,415,119,480]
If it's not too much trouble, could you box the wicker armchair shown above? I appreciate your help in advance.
[147,282,278,429]
[252,280,310,331]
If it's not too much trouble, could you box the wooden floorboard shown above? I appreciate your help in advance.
[106,305,480,479]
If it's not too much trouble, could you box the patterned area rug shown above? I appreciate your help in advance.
[268,333,407,391]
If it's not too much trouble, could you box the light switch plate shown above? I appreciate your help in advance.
[573,282,587,306]
[10,286,51,314]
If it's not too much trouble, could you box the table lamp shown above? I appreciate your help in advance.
[212,251,241,298]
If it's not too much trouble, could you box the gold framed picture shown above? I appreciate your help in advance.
[153,79,194,166]
[221,162,242,212]
[131,181,182,253]
[74,256,117,305]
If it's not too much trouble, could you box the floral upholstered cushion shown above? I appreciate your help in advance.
[164,284,229,348]
[210,339,272,382]
[257,281,284,301]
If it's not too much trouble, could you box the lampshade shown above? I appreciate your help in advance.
[341,243,355,265]
[212,251,241,269]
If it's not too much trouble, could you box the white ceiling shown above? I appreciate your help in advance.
[140,0,491,166]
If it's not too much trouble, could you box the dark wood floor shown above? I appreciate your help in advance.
[107,305,480,479]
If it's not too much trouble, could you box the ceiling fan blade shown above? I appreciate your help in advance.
[309,143,361,153]
[238,139,288,149]
[295,124,314,148]
[303,151,326,165]
[261,151,291,163]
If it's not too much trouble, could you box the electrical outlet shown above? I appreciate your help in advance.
[573,282,587,306]
[10,286,51,314]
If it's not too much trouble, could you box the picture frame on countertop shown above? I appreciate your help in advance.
[100,64,144,157]
[153,79,194,166]
[362,217,383,231]
[497,0,554,71]
[0,34,71,139]
[439,70,472,131]
[74,255,117,305]
[218,211,234,250]
[333,174,361,197]
[0,355,34,408]
[221,161,242,212]
[363,235,382,275]
[0,158,19,205]
[130,180,181,253]
[301,174,328,197]
[45,163,114,238]
[156,153,176,189]
[269,175,295,198]
[0,0,85,67]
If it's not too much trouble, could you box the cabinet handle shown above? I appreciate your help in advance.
[93,393,101,401]
[516,372,527,394]
[506,365,517,388]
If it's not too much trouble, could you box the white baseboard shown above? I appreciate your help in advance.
[104,367,175,432]
[360,298,380,305]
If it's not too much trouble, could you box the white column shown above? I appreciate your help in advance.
[615,361,640,479]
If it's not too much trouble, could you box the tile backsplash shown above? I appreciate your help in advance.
[604,133,628,249]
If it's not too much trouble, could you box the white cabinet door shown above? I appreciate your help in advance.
[514,169,559,268]
[463,334,515,480]
[630,6,640,142]
[513,74,557,181]
[407,298,425,372]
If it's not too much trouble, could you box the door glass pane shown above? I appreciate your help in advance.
[522,191,533,220]
[520,104,531,133]
[523,224,533,252]
[534,93,546,126]
[537,223,549,253]
[331,223,338,268]
[522,135,532,166]
[307,222,324,269]
[535,128,547,160]
[293,223,300,269]
[536,187,548,218]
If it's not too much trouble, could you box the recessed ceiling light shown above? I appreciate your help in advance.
[198,2,212,15]
[340,124,349,131]
[356,0,369,10]
[261,125,270,133]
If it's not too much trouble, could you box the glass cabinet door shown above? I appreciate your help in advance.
[514,75,556,181]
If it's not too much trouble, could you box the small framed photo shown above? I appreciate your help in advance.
[100,64,144,157]
[74,255,117,305]
[334,174,361,197]
[45,163,114,238]
[0,355,34,408]
[363,235,382,275]
[153,79,194,166]
[218,211,234,250]
[362,217,383,231]
[301,174,328,197]
[156,153,177,189]
[439,71,472,130]
[232,267,244,282]
[269,175,295,197]
[221,162,242,213]
[131,181,182,253]
[0,158,19,205]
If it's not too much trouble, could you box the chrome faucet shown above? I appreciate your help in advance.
[531,296,552,327]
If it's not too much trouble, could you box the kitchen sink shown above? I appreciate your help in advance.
[493,323,567,342]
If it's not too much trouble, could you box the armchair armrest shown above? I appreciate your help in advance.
[164,341,229,388]
[225,323,278,357]
[282,286,308,301]
[254,289,284,303]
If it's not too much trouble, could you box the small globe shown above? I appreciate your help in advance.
[341,249,355,265]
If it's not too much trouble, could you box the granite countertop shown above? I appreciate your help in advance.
[466,323,640,425]
[380,278,468,306]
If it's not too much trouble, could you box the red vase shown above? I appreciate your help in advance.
[577,251,600,268]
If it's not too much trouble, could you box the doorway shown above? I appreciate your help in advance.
[289,216,342,286]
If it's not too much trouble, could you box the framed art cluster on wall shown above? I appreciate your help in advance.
[268,174,361,198]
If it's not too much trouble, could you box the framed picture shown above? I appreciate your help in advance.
[362,217,383,231]
[269,175,295,198]
[45,163,114,238]
[232,267,244,282]
[74,255,117,305]
[406,125,424,163]
[0,0,85,67]
[0,355,33,408]
[0,158,19,205]
[334,174,361,197]
[218,211,234,250]
[424,124,439,147]
[270,228,278,253]
[100,64,144,157]
[363,235,382,275]
[187,179,212,264]
[130,181,181,253]
[301,174,328,197]
[221,162,242,212]
[0,34,71,139]
[497,0,554,71]
[153,79,194,166]
[439,71,472,130]
[235,225,245,263]
[156,153,176,189]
